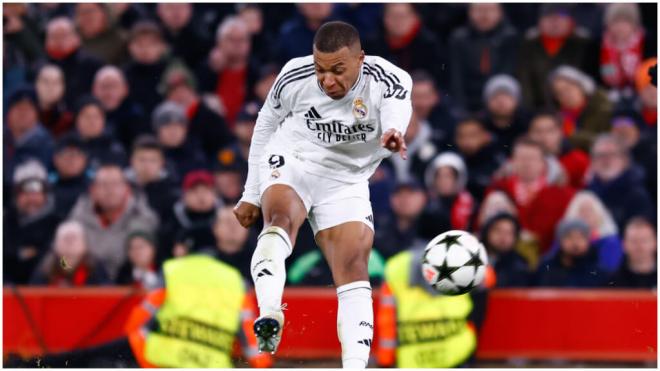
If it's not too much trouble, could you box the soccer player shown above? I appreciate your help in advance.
[233,21,412,368]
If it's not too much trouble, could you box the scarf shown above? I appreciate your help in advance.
[600,29,644,88]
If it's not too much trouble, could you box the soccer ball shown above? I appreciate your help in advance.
[421,230,489,295]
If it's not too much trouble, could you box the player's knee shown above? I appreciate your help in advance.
[337,247,371,282]
[267,213,296,237]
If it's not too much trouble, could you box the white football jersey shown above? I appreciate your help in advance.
[241,55,412,206]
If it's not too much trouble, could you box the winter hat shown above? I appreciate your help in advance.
[480,211,521,243]
[13,160,48,194]
[7,86,38,111]
[125,229,157,249]
[158,63,198,95]
[556,218,591,240]
[55,132,86,154]
[152,101,188,131]
[604,3,641,27]
[424,152,468,192]
[483,74,521,103]
[550,65,596,96]
[182,170,214,192]
[540,4,574,18]
[75,95,104,116]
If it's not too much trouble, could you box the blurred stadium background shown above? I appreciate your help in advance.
[3,2,657,368]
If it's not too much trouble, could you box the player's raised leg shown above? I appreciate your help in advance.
[316,222,374,368]
[245,184,307,353]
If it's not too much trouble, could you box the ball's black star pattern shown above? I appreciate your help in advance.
[439,234,462,253]
[435,258,460,282]
[463,249,484,274]
[455,278,477,294]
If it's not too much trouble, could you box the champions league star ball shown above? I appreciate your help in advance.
[422,230,489,295]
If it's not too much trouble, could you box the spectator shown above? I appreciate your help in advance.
[633,58,657,129]
[34,64,74,138]
[373,181,427,260]
[535,219,608,287]
[480,212,531,287]
[611,217,657,288]
[74,3,128,65]
[4,161,61,284]
[253,64,280,104]
[73,96,127,168]
[366,4,446,87]
[518,4,597,109]
[230,102,259,166]
[151,101,208,182]
[49,134,90,218]
[161,64,235,160]
[123,20,173,114]
[197,16,259,126]
[3,3,44,68]
[587,134,654,231]
[449,4,519,113]
[116,230,160,289]
[92,65,148,150]
[125,135,180,222]
[159,170,222,262]
[482,74,531,153]
[475,190,517,231]
[600,4,645,101]
[552,191,624,272]
[156,3,211,69]
[549,65,613,151]
[454,117,506,201]
[69,163,159,280]
[610,114,657,200]
[213,148,247,205]
[489,137,575,253]
[276,3,336,64]
[30,220,110,286]
[419,152,476,239]
[528,111,590,188]
[44,17,102,107]
[4,87,55,185]
[212,204,255,278]
[409,70,458,149]
[236,4,275,66]
[107,3,149,31]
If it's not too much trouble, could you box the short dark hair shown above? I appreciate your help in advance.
[456,115,487,131]
[130,20,163,42]
[513,135,545,154]
[411,69,437,88]
[313,21,361,53]
[132,134,163,155]
[531,109,562,128]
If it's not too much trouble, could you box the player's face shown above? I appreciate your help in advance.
[313,46,364,100]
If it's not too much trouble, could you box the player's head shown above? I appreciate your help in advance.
[313,21,364,100]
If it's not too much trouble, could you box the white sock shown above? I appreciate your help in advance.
[251,226,292,316]
[336,281,373,369]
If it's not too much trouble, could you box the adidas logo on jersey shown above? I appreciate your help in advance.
[304,106,322,120]
[357,339,372,347]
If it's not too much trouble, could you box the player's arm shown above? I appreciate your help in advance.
[378,63,413,159]
[235,61,297,227]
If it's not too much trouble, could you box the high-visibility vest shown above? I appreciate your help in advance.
[144,255,245,368]
[384,251,476,368]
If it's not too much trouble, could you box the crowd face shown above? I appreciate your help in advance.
[8,100,38,136]
[528,115,562,155]
[131,149,164,184]
[129,33,167,65]
[127,236,156,269]
[238,6,263,35]
[607,19,637,44]
[183,185,217,212]
[411,80,439,121]
[214,171,243,202]
[36,65,65,108]
[469,3,503,33]
[383,3,418,38]
[456,121,489,156]
[539,13,573,37]
[75,3,108,39]
[254,71,277,103]
[486,219,517,254]
[46,18,80,56]
[313,45,364,100]
[434,166,458,197]
[157,3,193,32]
[157,123,187,148]
[639,84,657,109]
[624,223,657,267]
[91,167,130,213]
[559,230,590,257]
[76,104,106,139]
[54,223,87,268]
[610,120,640,149]
[54,148,88,178]
[217,20,252,66]
[551,78,586,109]
[591,139,628,182]
[16,188,47,216]
[487,92,517,119]
[298,3,333,25]
[214,206,249,254]
[391,188,426,220]
[512,144,545,183]
[93,69,128,111]
[234,120,256,146]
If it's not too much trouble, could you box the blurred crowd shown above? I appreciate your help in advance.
[3,3,657,289]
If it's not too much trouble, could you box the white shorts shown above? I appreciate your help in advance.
[258,148,374,235]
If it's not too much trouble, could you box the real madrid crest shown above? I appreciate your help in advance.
[352,97,367,119]
[270,169,280,179]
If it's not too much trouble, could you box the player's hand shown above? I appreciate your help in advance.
[381,128,408,160]
[234,201,261,228]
